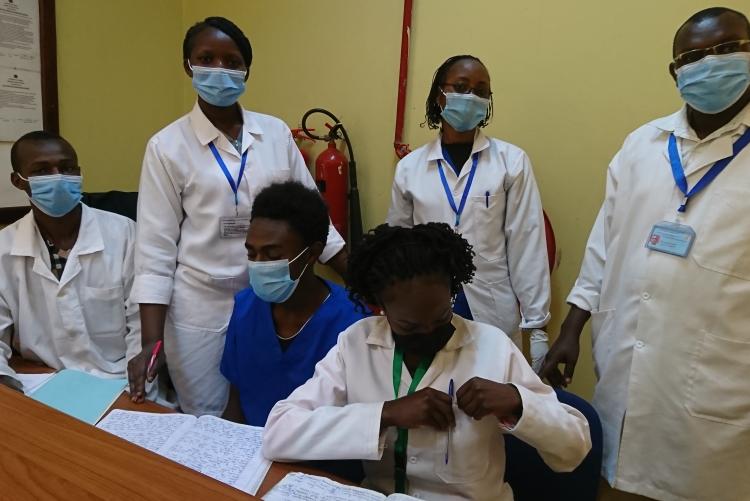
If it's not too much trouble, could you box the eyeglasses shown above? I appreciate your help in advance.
[441,82,492,99]
[674,39,750,68]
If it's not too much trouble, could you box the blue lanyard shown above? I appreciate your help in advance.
[208,141,248,209]
[668,128,750,212]
[436,152,480,227]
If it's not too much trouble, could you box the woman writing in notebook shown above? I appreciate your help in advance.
[263,223,590,500]
[386,55,551,371]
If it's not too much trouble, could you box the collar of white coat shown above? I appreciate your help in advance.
[425,129,491,163]
[188,101,263,154]
[651,102,750,142]
[650,103,750,176]
[365,314,475,351]
[11,203,104,258]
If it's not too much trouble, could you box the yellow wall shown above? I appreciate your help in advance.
[56,0,184,192]
[57,0,749,398]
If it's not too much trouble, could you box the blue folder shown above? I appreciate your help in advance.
[30,369,127,424]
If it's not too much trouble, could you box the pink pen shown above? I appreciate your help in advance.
[146,340,163,378]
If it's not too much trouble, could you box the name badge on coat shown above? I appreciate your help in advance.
[645,221,696,257]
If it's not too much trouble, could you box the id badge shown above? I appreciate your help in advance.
[219,216,250,239]
[645,221,696,257]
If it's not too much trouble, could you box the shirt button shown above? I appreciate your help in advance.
[635,341,645,349]
[409,456,418,464]
[642,292,651,300]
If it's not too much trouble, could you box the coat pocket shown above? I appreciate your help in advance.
[685,330,750,428]
[433,412,492,484]
[691,189,750,281]
[81,285,126,335]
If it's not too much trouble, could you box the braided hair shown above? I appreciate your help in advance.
[422,54,494,130]
[347,223,476,310]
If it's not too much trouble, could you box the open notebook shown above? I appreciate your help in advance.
[97,410,271,495]
[263,472,419,501]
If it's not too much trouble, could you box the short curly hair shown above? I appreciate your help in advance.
[346,223,476,309]
[250,181,329,246]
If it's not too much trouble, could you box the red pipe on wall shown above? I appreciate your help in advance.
[393,0,413,159]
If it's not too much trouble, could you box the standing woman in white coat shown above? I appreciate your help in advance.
[128,17,347,415]
[387,55,550,370]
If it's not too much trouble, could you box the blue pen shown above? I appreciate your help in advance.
[446,378,455,464]
[485,191,489,208]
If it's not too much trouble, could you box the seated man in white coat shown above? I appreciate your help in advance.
[0,131,141,392]
[263,223,590,501]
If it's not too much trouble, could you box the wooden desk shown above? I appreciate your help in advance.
[0,385,253,500]
[4,358,351,499]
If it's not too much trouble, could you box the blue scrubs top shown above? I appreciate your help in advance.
[220,279,366,427]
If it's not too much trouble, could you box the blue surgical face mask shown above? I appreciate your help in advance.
[676,52,750,114]
[440,91,490,132]
[189,62,247,107]
[18,174,82,217]
[248,247,310,303]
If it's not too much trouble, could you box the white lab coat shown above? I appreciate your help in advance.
[263,315,591,501]
[568,104,750,501]
[132,102,345,415]
[0,204,140,381]
[386,132,550,343]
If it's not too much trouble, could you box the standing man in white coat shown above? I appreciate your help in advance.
[387,55,550,371]
[0,131,140,391]
[541,8,750,501]
[128,17,346,416]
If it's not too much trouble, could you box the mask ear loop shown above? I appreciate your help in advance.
[288,247,312,281]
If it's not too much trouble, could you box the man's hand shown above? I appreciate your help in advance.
[127,340,165,403]
[539,305,590,387]
[456,377,522,422]
[381,387,455,431]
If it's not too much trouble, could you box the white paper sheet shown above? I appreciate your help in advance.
[16,372,53,395]
[263,472,420,501]
[97,410,195,454]
[97,410,271,495]
[161,415,270,494]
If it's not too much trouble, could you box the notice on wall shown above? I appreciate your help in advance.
[0,0,42,142]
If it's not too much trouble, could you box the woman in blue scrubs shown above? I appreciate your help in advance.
[220,181,365,426]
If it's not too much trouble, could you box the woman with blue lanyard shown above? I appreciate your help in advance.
[127,17,347,416]
[387,55,550,371]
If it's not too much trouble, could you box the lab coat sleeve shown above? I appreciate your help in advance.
[285,129,345,263]
[122,220,141,365]
[503,344,591,472]
[385,160,414,228]
[504,152,551,329]
[263,338,385,462]
[566,150,620,312]
[0,293,17,380]
[131,139,184,305]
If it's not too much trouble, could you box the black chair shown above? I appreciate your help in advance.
[504,388,603,501]
[82,191,138,221]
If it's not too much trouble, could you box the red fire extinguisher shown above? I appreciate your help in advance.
[301,109,362,246]
[315,140,349,241]
[290,128,315,169]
